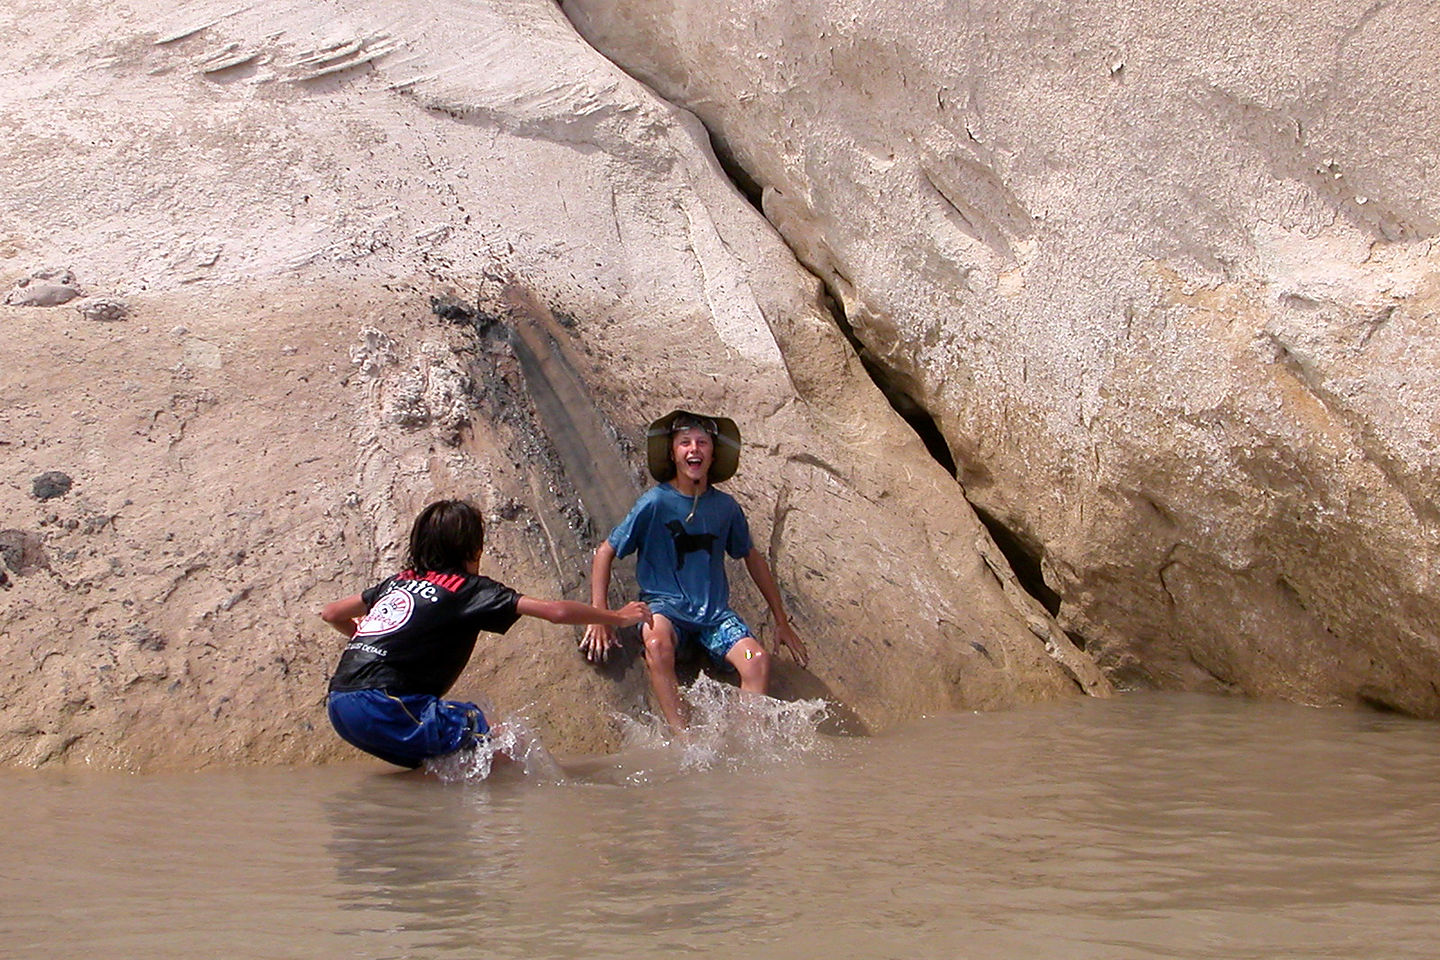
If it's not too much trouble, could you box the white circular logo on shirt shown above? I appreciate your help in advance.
[355,590,414,637]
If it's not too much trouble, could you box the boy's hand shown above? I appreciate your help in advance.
[774,622,808,668]
[615,600,653,628]
[581,623,618,663]
[580,603,651,662]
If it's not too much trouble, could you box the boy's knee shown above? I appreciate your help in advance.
[731,642,769,681]
[643,631,675,661]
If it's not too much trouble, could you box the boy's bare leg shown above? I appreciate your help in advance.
[724,637,770,696]
[642,615,688,733]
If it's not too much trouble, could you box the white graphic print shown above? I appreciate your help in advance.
[355,589,414,637]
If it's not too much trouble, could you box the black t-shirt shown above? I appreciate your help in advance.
[327,570,521,697]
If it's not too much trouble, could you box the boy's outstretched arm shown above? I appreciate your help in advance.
[579,541,620,663]
[320,595,367,638]
[517,595,651,629]
[743,549,809,667]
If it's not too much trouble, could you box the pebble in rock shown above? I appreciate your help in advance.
[32,471,73,501]
[5,267,82,307]
[76,297,129,322]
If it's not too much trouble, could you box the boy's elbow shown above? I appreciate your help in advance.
[518,596,568,625]
[535,604,567,625]
[320,602,356,627]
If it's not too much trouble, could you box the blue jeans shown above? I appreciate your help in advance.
[327,689,489,768]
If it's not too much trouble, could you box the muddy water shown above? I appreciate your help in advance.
[6,691,1440,960]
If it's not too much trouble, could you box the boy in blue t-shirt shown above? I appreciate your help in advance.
[581,410,808,732]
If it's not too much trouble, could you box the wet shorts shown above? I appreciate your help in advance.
[652,606,752,663]
[327,689,489,769]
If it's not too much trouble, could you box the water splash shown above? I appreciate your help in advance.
[423,680,830,784]
[618,673,831,773]
[424,708,564,784]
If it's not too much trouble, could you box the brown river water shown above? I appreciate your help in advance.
[6,686,1439,959]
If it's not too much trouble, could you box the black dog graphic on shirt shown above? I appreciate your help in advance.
[665,520,716,569]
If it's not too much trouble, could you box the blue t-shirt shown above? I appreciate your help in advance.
[607,484,753,627]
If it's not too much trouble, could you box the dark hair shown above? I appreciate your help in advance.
[406,500,485,574]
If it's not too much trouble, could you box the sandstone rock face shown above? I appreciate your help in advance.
[0,0,1100,768]
[562,0,1440,713]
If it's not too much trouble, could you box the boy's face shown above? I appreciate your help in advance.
[671,427,714,483]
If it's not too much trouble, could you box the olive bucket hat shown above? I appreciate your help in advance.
[646,410,742,483]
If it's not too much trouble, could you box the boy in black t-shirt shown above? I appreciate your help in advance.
[322,499,650,768]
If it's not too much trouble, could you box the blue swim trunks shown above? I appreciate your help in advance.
[652,606,752,663]
[327,689,489,769]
